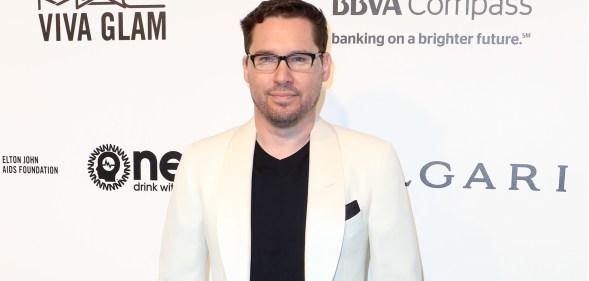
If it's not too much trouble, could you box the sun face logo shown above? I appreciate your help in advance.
[87,144,131,191]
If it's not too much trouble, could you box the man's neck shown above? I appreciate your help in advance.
[254,112,315,160]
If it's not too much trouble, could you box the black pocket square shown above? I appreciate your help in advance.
[345,200,360,220]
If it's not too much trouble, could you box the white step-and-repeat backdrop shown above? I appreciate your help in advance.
[0,1,586,280]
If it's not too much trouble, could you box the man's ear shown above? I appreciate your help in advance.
[321,52,332,82]
[242,55,250,83]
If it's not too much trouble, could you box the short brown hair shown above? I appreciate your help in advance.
[240,0,328,54]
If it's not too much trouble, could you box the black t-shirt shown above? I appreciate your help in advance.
[250,141,310,281]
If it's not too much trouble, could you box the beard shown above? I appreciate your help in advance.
[253,85,320,129]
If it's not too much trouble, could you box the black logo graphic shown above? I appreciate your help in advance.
[88,144,131,191]
[37,0,167,41]
[38,0,165,10]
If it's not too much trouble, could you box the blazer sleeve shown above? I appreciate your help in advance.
[159,147,208,281]
[368,142,423,280]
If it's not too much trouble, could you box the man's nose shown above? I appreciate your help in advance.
[273,59,294,83]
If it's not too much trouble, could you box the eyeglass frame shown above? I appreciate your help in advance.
[247,52,324,72]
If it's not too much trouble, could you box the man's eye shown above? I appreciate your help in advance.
[289,55,310,63]
[256,55,275,63]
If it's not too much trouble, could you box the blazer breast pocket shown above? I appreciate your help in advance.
[345,200,360,220]
[344,200,364,238]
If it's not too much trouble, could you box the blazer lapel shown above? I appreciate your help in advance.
[217,119,256,281]
[305,119,346,281]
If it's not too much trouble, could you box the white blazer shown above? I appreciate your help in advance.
[159,118,422,281]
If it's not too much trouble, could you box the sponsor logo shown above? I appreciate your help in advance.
[1,155,59,175]
[87,144,131,191]
[38,0,165,10]
[37,0,166,41]
[411,161,568,192]
[333,0,532,20]
[87,144,180,192]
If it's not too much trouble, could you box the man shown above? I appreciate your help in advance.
[159,1,422,280]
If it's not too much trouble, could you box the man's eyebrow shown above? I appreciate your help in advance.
[288,50,317,54]
[250,50,275,55]
[250,50,316,55]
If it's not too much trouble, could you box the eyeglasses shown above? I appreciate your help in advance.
[248,52,323,72]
